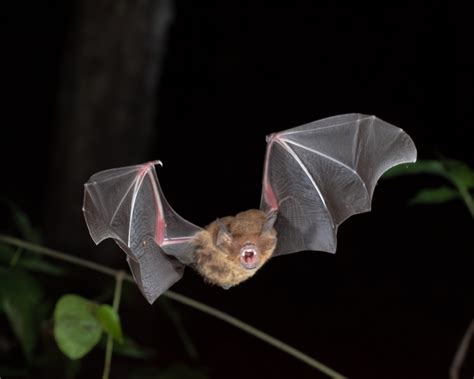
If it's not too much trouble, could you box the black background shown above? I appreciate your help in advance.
[2,2,472,379]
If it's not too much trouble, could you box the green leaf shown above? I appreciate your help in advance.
[0,201,65,275]
[100,335,155,359]
[383,159,474,217]
[442,161,474,217]
[409,187,461,205]
[0,267,43,360]
[7,202,42,244]
[383,160,448,179]
[53,294,102,360]
[443,159,474,189]
[94,304,124,344]
[0,243,66,276]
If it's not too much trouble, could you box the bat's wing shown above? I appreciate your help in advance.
[260,114,417,256]
[83,161,203,303]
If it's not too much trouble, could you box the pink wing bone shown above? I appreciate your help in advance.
[259,113,417,257]
[83,159,204,303]
[138,161,198,249]
[261,133,280,213]
[137,161,203,263]
[83,159,202,262]
[135,160,166,245]
[263,132,323,215]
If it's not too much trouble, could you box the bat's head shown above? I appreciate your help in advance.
[194,210,277,288]
[216,210,277,271]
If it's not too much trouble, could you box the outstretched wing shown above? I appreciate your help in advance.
[83,160,203,303]
[260,113,417,256]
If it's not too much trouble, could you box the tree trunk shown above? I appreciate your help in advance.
[45,0,173,258]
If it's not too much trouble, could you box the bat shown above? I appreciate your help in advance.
[83,113,416,303]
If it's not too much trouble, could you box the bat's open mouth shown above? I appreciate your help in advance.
[240,245,259,270]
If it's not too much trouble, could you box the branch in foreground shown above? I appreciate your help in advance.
[0,234,346,379]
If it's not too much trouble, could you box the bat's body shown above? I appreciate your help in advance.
[194,209,277,288]
[83,114,417,303]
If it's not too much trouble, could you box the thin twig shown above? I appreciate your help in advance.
[0,234,346,378]
[0,235,118,277]
[450,319,474,379]
[164,290,346,378]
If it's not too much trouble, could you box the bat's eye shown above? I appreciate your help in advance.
[240,245,259,270]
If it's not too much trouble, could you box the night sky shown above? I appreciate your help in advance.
[2,2,472,379]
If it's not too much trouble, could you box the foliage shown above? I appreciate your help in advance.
[386,157,473,379]
[0,201,66,276]
[0,267,43,360]
[94,303,124,344]
[0,203,184,378]
[1,157,470,378]
[384,158,474,217]
[53,294,121,359]
[0,201,345,379]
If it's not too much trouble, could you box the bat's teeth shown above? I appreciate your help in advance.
[241,249,255,258]
[240,245,259,269]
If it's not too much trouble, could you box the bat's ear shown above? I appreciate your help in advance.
[216,219,232,249]
[262,211,277,234]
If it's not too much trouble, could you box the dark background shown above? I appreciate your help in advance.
[2,2,472,379]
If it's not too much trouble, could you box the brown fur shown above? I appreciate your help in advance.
[194,209,277,288]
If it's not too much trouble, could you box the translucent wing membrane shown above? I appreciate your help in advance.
[261,113,417,256]
[83,161,202,303]
[82,114,416,300]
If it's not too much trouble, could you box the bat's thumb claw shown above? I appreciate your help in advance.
[149,160,163,167]
[266,133,279,143]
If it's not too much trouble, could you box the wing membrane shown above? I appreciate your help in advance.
[83,161,202,302]
[261,114,417,255]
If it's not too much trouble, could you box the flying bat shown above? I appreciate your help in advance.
[83,113,416,303]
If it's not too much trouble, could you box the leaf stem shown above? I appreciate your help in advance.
[0,235,346,378]
[102,270,125,379]
[455,186,474,218]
